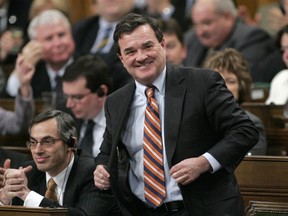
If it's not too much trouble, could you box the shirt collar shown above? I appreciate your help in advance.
[99,17,116,31]
[87,107,105,128]
[46,154,74,187]
[46,57,73,83]
[135,65,166,96]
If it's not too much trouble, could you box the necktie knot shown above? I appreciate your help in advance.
[87,120,95,129]
[145,86,155,99]
[79,120,95,155]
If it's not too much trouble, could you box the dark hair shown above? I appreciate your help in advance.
[157,18,184,44]
[29,109,77,144]
[113,13,163,54]
[62,54,112,96]
[203,48,252,104]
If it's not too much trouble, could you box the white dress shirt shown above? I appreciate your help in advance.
[24,155,74,207]
[121,66,221,204]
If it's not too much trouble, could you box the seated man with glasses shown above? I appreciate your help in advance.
[62,54,112,157]
[0,109,120,215]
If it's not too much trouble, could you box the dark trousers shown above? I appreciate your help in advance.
[144,207,188,216]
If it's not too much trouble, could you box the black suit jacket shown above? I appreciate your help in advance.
[96,64,259,216]
[26,61,72,115]
[13,150,120,216]
[184,19,274,81]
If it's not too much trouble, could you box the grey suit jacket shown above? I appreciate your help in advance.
[96,64,259,216]
[184,19,274,81]
[0,91,34,135]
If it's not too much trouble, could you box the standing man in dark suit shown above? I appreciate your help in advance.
[184,0,275,82]
[0,110,120,216]
[94,13,259,216]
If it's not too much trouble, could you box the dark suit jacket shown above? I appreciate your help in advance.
[96,64,259,216]
[12,150,120,216]
[0,148,31,168]
[184,19,274,81]
[72,16,133,92]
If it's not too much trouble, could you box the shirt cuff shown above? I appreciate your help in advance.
[24,191,43,207]
[203,152,221,173]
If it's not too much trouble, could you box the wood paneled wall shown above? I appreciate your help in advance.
[236,0,279,17]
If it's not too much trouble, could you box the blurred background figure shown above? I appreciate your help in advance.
[237,0,288,37]
[184,0,274,82]
[204,48,267,155]
[0,0,32,64]
[0,52,34,136]
[157,18,187,66]
[72,0,135,91]
[140,0,192,33]
[266,25,288,105]
[3,9,75,114]
[62,55,112,157]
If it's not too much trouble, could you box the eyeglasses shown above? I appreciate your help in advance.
[26,138,62,149]
[64,92,92,103]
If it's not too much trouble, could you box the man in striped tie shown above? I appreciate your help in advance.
[94,13,259,216]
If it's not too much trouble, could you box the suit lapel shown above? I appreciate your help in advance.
[164,65,186,167]
[108,84,135,168]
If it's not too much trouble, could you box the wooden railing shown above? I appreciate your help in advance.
[235,156,288,209]
[241,103,288,156]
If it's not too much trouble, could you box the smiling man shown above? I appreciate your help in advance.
[0,110,120,215]
[94,13,259,216]
[4,9,75,112]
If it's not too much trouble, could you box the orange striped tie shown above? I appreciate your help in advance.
[143,86,166,208]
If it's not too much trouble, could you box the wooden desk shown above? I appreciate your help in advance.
[0,98,45,114]
[241,103,284,128]
[235,156,288,209]
[0,206,67,216]
[241,103,288,156]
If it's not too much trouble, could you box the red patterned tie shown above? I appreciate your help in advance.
[143,86,166,207]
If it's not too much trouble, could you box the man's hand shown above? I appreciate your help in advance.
[170,156,211,185]
[94,165,111,190]
[1,166,33,203]
[0,159,11,188]
[0,31,17,60]
[21,40,44,66]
